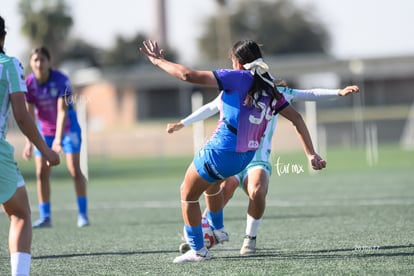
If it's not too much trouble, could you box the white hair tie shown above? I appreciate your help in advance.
[243,58,269,73]
[243,58,275,88]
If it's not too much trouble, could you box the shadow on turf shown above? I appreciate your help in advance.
[220,244,414,260]
[32,244,414,261]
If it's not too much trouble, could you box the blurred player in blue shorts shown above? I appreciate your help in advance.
[23,46,89,228]
[141,39,326,262]
[168,83,359,255]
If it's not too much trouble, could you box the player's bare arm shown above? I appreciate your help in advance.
[140,40,217,87]
[279,105,326,170]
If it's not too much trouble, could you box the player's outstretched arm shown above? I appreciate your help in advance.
[140,40,217,87]
[284,85,359,102]
[279,105,326,170]
[166,93,221,134]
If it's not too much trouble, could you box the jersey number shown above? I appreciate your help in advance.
[249,101,273,124]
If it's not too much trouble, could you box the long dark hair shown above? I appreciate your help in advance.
[231,40,282,114]
[0,16,6,54]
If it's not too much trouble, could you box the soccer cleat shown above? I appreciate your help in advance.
[240,235,256,255]
[77,215,90,228]
[179,242,191,254]
[173,247,211,263]
[32,218,52,228]
[213,228,229,244]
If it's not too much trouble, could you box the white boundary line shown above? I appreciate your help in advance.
[29,198,414,211]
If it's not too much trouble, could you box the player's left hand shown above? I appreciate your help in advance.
[339,85,359,96]
[309,153,327,170]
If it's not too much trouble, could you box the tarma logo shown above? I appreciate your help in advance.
[248,140,259,148]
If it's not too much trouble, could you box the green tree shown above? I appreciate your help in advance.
[101,33,178,66]
[19,0,73,66]
[61,39,101,67]
[100,33,149,66]
[18,0,178,67]
[199,0,330,60]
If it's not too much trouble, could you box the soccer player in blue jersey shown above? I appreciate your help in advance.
[0,15,60,276]
[22,46,89,228]
[141,39,326,262]
[168,83,359,255]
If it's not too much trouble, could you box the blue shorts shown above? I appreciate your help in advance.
[193,148,255,183]
[35,128,82,156]
[235,160,272,188]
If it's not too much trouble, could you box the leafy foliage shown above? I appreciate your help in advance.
[18,0,176,67]
[17,0,328,67]
[19,0,73,66]
[199,0,330,60]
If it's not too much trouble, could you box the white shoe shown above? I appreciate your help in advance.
[240,235,256,255]
[173,247,211,263]
[77,215,90,228]
[33,217,52,228]
[213,228,229,243]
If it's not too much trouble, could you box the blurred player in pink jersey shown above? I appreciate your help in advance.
[23,46,89,228]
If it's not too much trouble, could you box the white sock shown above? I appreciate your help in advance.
[245,214,263,237]
[11,252,31,276]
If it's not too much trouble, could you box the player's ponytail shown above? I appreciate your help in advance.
[0,16,6,54]
[231,40,282,112]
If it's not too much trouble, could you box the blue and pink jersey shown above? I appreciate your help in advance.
[25,70,73,136]
[206,69,289,153]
